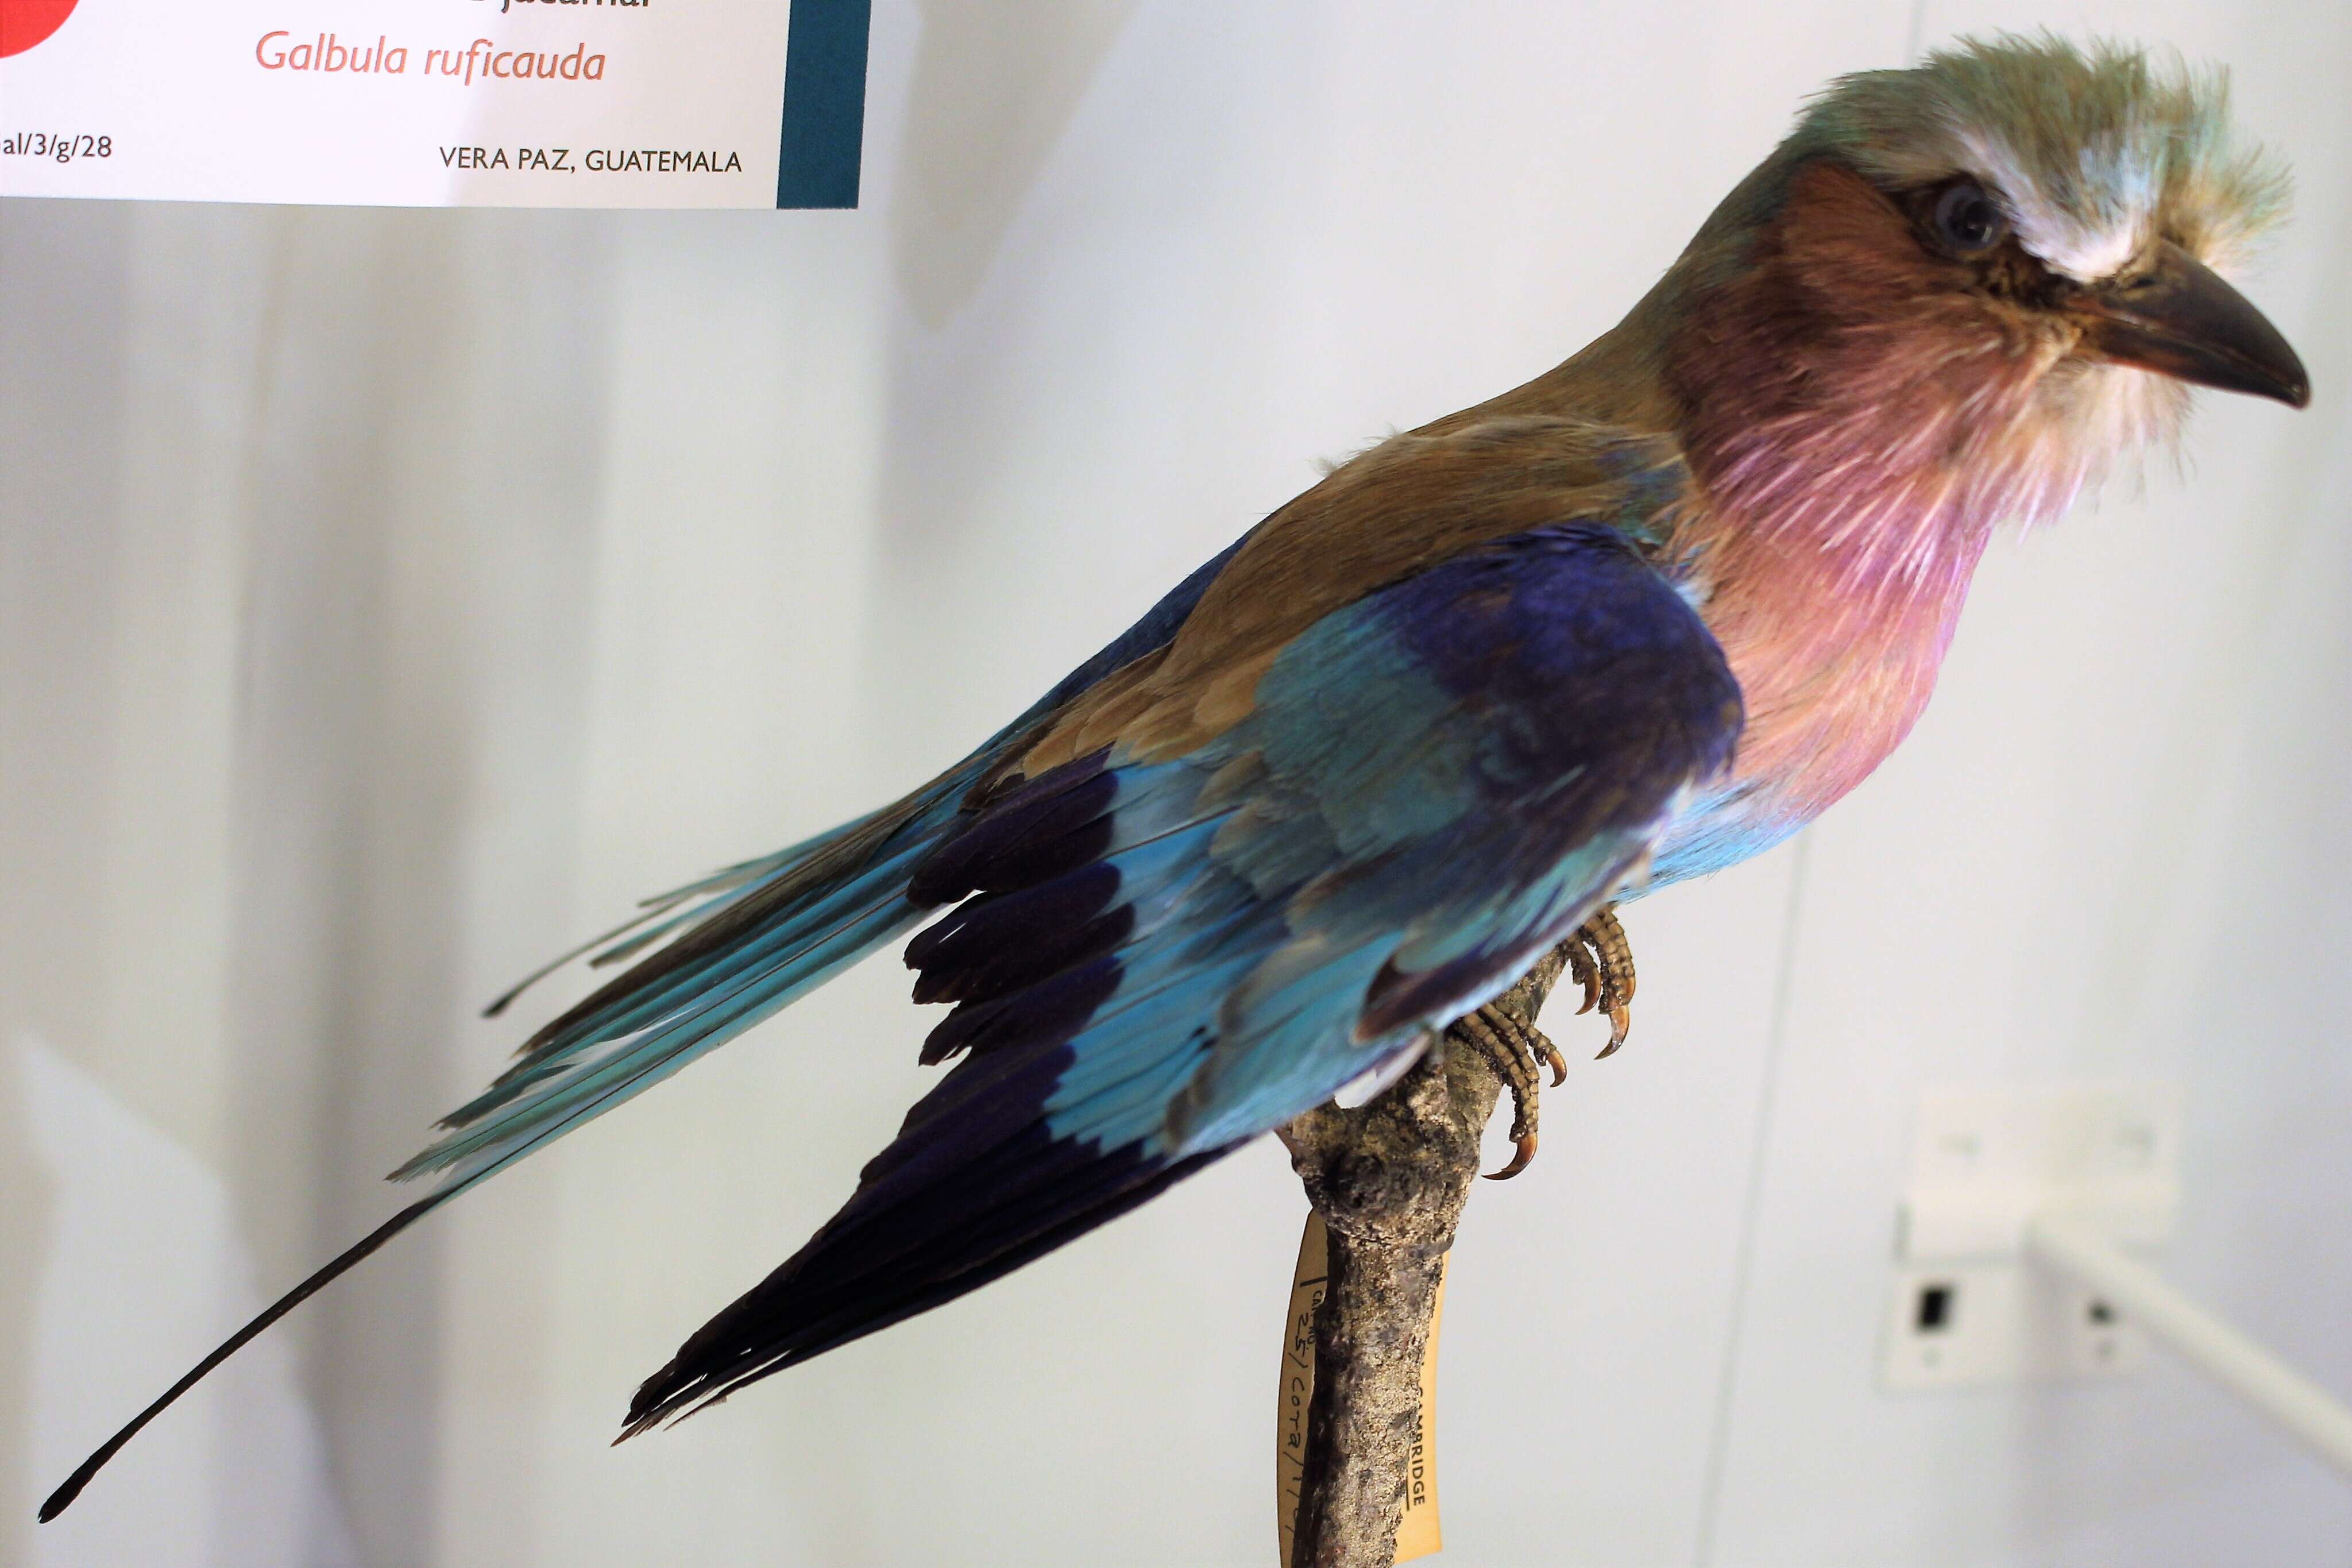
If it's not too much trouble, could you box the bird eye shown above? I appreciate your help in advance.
[1931,180,2008,255]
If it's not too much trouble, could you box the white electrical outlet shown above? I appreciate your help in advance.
[1880,1083,2180,1392]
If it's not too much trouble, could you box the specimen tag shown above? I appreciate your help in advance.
[1276,1211,1446,1566]
[0,0,868,208]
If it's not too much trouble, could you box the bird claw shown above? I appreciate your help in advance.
[1487,1130,1539,1181]
[1566,905,1637,1058]
[1594,1002,1633,1060]
[1536,1034,1569,1087]
[1455,906,1641,1176]
[1456,1005,1558,1179]
[1569,942,1602,1015]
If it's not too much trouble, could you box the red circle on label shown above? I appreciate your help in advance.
[0,0,81,58]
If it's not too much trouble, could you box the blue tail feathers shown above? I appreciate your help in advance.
[38,527,1263,1521]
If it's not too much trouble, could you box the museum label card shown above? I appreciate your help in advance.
[0,0,870,207]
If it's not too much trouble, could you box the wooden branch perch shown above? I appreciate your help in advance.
[1277,945,1575,1568]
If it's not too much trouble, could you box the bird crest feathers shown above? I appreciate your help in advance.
[1801,33,2290,283]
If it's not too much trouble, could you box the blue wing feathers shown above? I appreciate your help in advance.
[616,522,1740,1429]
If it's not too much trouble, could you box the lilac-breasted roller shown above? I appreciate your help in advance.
[44,34,2310,1520]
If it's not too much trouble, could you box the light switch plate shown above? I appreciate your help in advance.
[1880,1083,2180,1391]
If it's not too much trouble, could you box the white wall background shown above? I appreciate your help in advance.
[5,2,2349,1564]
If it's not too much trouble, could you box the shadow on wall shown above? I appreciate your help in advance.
[893,0,1142,328]
[214,204,615,1567]
[0,1050,59,1567]
[0,198,134,1568]
[18,1034,360,1568]
[3,199,616,1564]
[215,206,475,1568]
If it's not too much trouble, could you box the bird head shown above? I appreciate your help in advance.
[1645,35,2307,585]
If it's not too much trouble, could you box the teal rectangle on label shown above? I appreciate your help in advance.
[775,0,871,208]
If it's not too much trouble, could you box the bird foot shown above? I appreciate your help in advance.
[1457,906,1639,1179]
[1458,1004,1567,1180]
[1565,905,1637,1059]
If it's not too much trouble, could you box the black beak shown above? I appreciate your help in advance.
[2069,241,2309,408]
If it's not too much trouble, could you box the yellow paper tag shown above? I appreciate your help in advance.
[1276,1211,1446,1566]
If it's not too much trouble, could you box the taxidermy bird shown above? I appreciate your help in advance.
[44,33,2308,1521]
